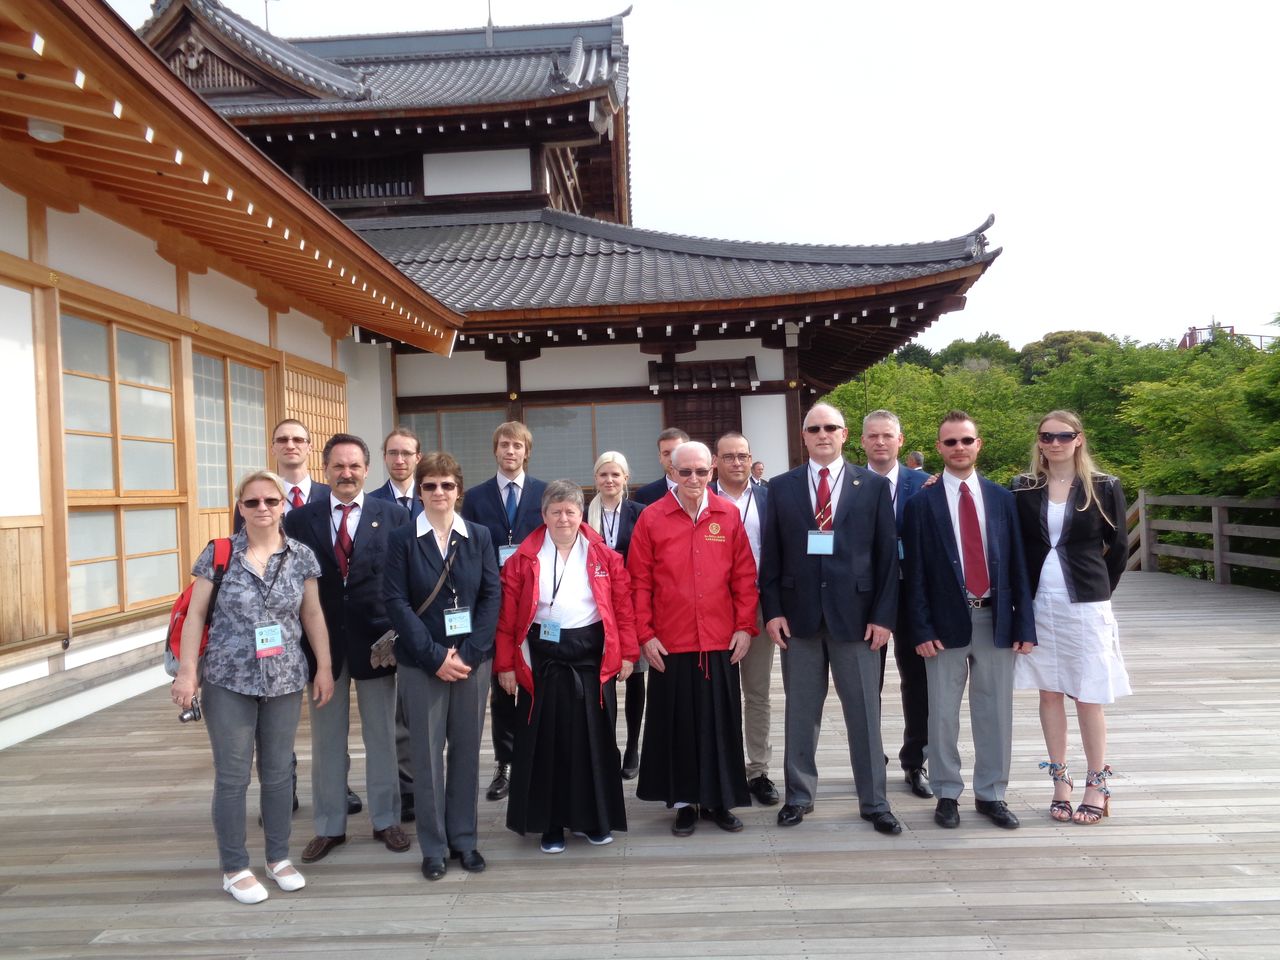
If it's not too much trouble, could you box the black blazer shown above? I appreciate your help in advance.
[758,461,899,641]
[632,476,672,507]
[901,475,1037,650]
[383,519,501,674]
[234,479,330,533]
[460,474,547,561]
[592,498,645,562]
[1011,474,1128,602]
[284,495,408,682]
[367,478,424,520]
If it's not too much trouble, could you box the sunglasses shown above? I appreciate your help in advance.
[273,435,309,445]
[1039,431,1080,445]
[940,437,978,447]
[804,423,844,434]
[420,481,458,492]
[242,497,282,508]
[676,468,712,478]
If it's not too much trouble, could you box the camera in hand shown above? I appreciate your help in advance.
[178,695,201,723]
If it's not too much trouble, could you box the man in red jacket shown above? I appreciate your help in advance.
[627,441,758,836]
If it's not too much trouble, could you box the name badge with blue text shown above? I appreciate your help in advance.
[539,620,562,643]
[498,544,518,567]
[255,621,284,658]
[443,607,472,637]
[807,531,835,555]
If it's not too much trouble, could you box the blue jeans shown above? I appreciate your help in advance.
[202,681,302,872]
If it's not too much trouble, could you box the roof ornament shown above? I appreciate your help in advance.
[178,36,205,72]
[486,0,494,48]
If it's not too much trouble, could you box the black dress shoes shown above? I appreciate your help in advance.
[449,848,487,872]
[905,767,934,799]
[671,806,698,837]
[621,747,639,780]
[934,798,960,828]
[748,775,780,806]
[860,811,903,835]
[701,807,744,832]
[346,788,363,815]
[974,799,1020,829]
[421,857,447,881]
[776,802,813,827]
[486,763,510,801]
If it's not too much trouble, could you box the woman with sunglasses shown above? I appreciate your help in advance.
[1011,411,1130,824]
[172,470,334,904]
[384,452,500,880]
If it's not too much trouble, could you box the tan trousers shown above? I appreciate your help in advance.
[740,613,775,779]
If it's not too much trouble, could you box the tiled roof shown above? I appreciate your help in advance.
[349,210,999,314]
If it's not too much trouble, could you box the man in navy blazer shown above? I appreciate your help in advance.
[902,410,1036,830]
[284,433,411,863]
[632,427,689,506]
[367,426,424,520]
[459,420,547,801]
[758,403,903,835]
[860,409,932,799]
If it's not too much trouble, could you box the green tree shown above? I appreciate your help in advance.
[932,332,1019,372]
[894,342,935,369]
[1017,330,1114,383]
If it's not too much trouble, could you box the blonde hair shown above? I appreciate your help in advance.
[235,470,288,503]
[588,451,631,532]
[1023,410,1114,527]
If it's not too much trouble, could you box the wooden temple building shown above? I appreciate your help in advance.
[0,0,998,742]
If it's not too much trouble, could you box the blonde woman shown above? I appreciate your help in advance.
[1011,412,1130,824]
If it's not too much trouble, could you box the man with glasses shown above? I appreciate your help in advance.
[628,441,757,836]
[710,432,777,807]
[758,403,903,835]
[902,410,1036,830]
[633,427,691,506]
[368,427,423,519]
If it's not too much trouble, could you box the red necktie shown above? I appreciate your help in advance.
[290,485,304,510]
[815,467,832,531]
[958,482,989,598]
[334,503,355,578]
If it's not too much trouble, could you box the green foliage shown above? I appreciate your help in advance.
[1017,330,1114,382]
[894,342,935,368]
[932,331,1019,373]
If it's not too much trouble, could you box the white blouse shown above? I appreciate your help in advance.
[535,533,601,629]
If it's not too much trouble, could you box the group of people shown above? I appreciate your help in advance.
[170,404,1131,904]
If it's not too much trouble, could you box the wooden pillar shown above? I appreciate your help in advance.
[783,345,803,468]
[506,358,523,422]
[1211,503,1230,585]
[1138,489,1156,572]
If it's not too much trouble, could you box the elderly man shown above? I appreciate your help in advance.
[628,441,758,836]
[758,402,903,835]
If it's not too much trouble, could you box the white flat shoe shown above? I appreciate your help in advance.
[222,869,268,904]
[265,859,306,892]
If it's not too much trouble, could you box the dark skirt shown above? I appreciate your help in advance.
[636,649,750,810]
[506,621,627,836]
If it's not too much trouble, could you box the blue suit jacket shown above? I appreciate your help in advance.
[367,478,424,520]
[602,498,645,563]
[284,495,408,681]
[460,474,547,562]
[901,474,1037,650]
[758,460,899,641]
[893,462,927,533]
[234,478,329,533]
[632,475,672,507]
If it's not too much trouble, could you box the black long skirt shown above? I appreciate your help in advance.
[506,622,627,836]
[636,649,751,810]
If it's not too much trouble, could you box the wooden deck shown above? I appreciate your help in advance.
[2,571,1279,959]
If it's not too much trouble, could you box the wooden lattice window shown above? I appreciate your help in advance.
[283,357,346,477]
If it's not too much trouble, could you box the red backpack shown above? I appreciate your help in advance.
[164,538,233,677]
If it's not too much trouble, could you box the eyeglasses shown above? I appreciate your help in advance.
[676,468,712,478]
[804,423,844,434]
[1039,431,1080,445]
[386,449,418,460]
[940,437,978,447]
[420,481,458,492]
[242,497,282,508]
[719,453,752,463]
[273,435,309,446]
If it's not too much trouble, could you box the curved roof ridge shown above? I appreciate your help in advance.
[285,8,631,46]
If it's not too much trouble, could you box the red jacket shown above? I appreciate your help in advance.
[495,523,640,701]
[627,490,758,653]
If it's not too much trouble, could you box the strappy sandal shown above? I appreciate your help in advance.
[1074,765,1112,824]
[1039,760,1073,822]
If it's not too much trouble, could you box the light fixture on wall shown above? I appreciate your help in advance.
[27,117,64,143]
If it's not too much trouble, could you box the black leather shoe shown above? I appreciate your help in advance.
[974,799,1020,829]
[905,767,934,799]
[400,793,416,823]
[748,775,780,806]
[776,802,813,827]
[934,798,960,828]
[486,763,510,801]
[621,747,639,781]
[449,849,486,872]
[671,806,698,837]
[421,857,447,881]
[860,811,903,835]
[701,806,744,832]
[346,788,363,815]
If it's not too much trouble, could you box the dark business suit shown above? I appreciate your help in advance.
[1011,474,1127,601]
[632,475,674,507]
[460,474,546,766]
[368,478,425,521]
[384,518,501,859]
[758,461,899,814]
[285,496,408,834]
[901,474,1036,802]
[234,478,329,533]
[594,498,645,563]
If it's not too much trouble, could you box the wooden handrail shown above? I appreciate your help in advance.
[1130,489,1280,583]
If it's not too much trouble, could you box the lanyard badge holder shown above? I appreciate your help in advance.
[443,590,471,637]
[255,620,284,658]
[538,541,572,643]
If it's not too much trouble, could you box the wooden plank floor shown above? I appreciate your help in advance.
[2,571,1279,959]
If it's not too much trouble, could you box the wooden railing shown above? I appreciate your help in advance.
[1125,492,1280,584]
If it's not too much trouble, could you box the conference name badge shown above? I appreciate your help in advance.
[254,621,284,658]
[443,607,472,637]
[539,620,562,643]
[704,521,726,544]
[807,530,835,555]
[498,544,518,567]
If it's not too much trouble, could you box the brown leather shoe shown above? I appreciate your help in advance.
[300,834,345,863]
[373,824,411,853]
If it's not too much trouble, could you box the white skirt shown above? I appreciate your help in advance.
[1015,590,1132,704]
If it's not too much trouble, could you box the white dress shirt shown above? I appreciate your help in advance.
[497,471,526,506]
[941,470,989,596]
[535,533,600,629]
[806,458,847,522]
[328,491,365,544]
[285,476,313,513]
[715,482,761,568]
[416,510,470,558]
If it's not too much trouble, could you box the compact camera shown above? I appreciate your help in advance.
[178,695,201,723]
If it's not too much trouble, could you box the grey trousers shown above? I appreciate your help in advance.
[924,608,1015,802]
[780,628,889,815]
[740,614,775,779]
[398,659,491,859]
[308,664,401,835]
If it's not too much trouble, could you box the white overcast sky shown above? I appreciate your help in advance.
[107,0,1279,351]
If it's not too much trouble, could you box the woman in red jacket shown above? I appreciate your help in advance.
[495,480,640,853]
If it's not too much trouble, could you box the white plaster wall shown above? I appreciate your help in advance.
[0,284,41,515]
[339,339,395,481]
[423,148,531,196]
[397,349,505,397]
[47,208,175,313]
[741,393,791,479]
[278,309,330,365]
[691,338,784,380]
[0,184,26,259]
[188,270,268,345]
[521,343,650,391]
